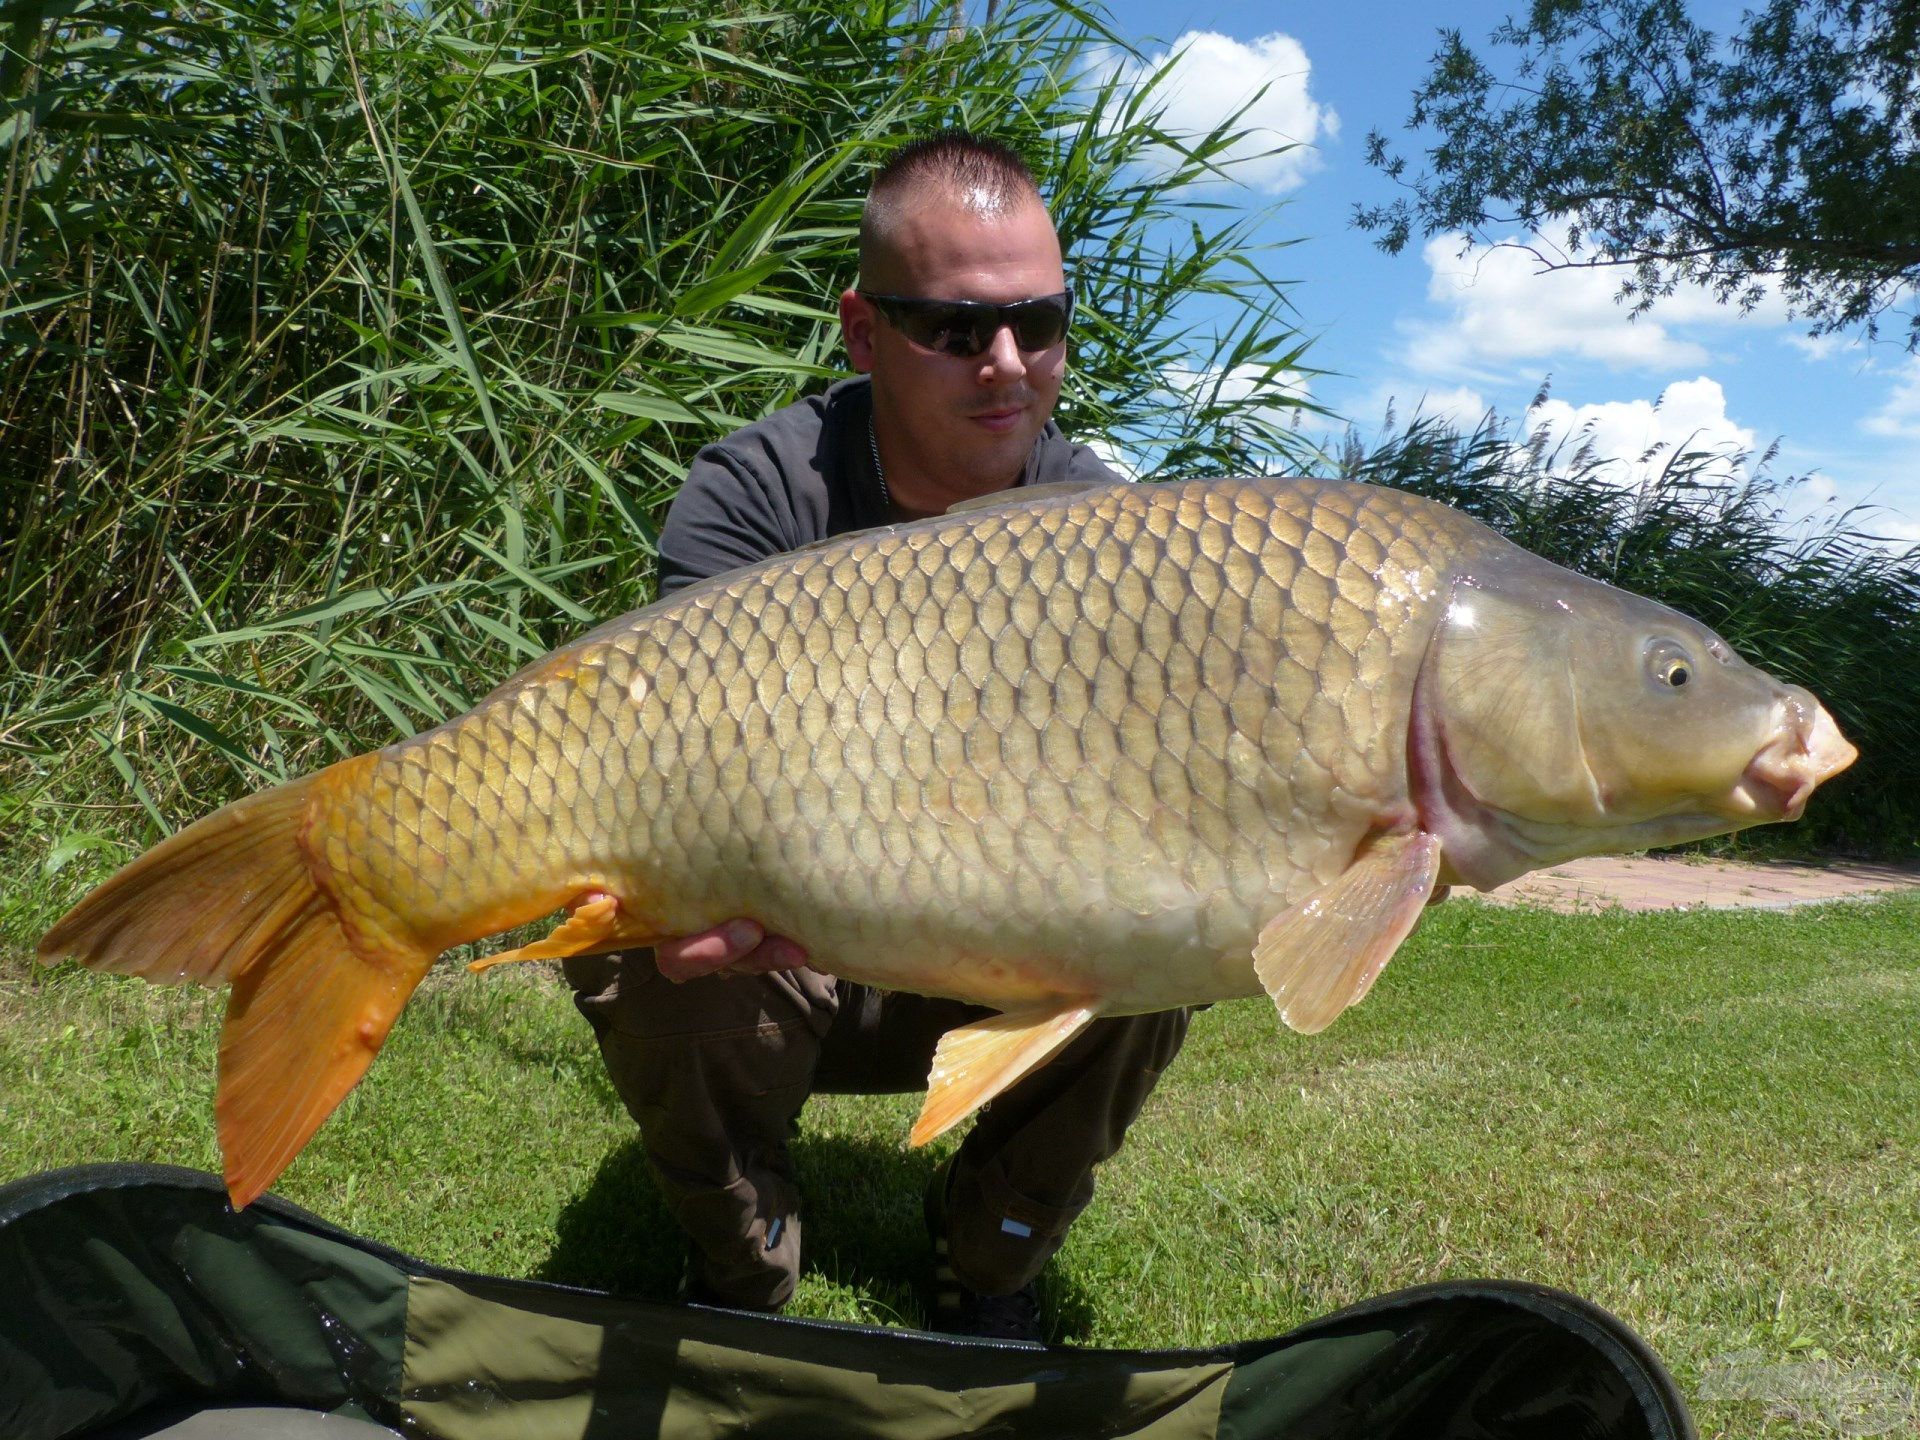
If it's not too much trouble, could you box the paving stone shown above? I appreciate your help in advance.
[1482,856,1920,913]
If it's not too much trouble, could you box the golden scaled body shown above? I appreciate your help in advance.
[328,479,1454,1013]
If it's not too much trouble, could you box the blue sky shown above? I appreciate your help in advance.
[1086,0,1920,544]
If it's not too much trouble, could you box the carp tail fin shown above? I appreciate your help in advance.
[39,775,328,989]
[39,761,437,1209]
[215,897,426,1209]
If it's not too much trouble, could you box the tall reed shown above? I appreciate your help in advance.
[1,0,1311,862]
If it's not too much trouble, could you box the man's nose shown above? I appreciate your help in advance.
[977,322,1028,382]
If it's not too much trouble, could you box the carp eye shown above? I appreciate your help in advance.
[1645,640,1695,692]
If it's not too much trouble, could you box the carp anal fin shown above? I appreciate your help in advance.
[467,892,659,972]
[909,1003,1098,1147]
[1253,830,1443,1034]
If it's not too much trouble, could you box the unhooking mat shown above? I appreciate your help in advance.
[0,1164,1696,1440]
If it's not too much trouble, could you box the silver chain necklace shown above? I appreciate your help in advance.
[867,413,892,515]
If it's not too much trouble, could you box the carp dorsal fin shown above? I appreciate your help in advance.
[943,478,1118,515]
[1252,831,1443,1034]
[909,1003,1099,1146]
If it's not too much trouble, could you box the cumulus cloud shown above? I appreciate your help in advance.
[1354,381,1492,430]
[1863,356,1920,439]
[1403,229,1791,379]
[1526,377,1757,486]
[1870,514,1920,546]
[1097,31,1337,193]
[1784,331,1865,362]
[1163,361,1313,433]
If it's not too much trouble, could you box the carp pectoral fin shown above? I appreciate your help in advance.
[909,1003,1098,1147]
[467,893,656,973]
[1253,831,1443,1035]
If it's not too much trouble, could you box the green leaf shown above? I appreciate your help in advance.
[672,254,788,317]
[651,324,834,373]
[592,390,706,425]
[459,532,596,623]
[43,831,126,878]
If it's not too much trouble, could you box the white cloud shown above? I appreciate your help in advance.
[1083,434,1142,481]
[1163,361,1312,431]
[1784,332,1866,362]
[1404,229,1792,379]
[1526,377,1757,486]
[1863,356,1920,439]
[1869,514,1920,547]
[1098,32,1337,193]
[1354,381,1491,430]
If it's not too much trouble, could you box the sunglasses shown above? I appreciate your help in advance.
[858,288,1074,358]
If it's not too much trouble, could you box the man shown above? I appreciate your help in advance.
[564,132,1191,1344]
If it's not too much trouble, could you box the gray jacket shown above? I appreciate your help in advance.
[656,376,1120,595]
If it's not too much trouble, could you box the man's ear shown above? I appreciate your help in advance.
[840,287,877,373]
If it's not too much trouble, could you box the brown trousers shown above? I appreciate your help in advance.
[564,951,1191,1310]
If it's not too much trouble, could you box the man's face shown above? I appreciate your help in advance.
[841,191,1068,506]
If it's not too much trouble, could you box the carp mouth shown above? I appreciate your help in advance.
[1723,693,1857,823]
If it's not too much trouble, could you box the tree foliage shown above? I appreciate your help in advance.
[1356,0,1920,347]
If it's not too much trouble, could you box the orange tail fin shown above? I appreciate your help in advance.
[38,765,435,1209]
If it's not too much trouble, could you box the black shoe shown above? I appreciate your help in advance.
[923,1164,1047,1346]
[677,1253,780,1315]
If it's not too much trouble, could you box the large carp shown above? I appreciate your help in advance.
[42,478,1855,1206]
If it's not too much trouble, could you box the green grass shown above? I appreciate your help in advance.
[3,885,1916,1439]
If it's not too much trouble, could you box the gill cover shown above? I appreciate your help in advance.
[1414,556,1850,888]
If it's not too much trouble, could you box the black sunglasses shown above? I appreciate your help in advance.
[858,288,1074,358]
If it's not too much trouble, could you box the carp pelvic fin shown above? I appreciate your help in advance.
[1253,830,1443,1035]
[467,892,656,972]
[909,1003,1098,1147]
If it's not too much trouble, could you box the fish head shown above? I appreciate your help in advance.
[1411,554,1857,889]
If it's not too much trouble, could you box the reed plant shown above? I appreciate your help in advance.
[0,0,1311,880]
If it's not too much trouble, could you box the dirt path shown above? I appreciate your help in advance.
[1482,855,1920,912]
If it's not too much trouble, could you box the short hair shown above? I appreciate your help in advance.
[859,130,1049,282]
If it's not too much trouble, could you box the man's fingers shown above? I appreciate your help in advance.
[656,919,764,982]
[655,921,809,983]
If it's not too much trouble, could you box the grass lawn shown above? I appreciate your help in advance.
[3,889,1916,1439]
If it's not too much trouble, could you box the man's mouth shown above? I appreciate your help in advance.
[969,399,1030,433]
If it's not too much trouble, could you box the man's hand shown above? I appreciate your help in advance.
[655,919,810,983]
